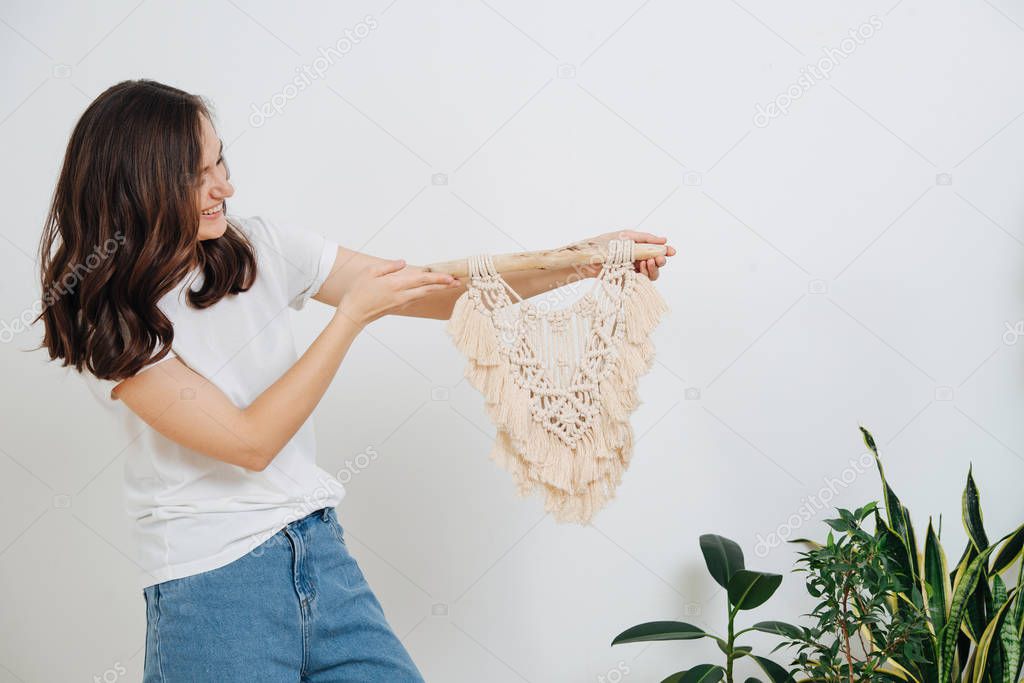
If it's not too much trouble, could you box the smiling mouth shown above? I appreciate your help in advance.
[201,202,223,217]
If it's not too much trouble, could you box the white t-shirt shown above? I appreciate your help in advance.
[79,214,346,591]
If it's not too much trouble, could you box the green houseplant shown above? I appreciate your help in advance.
[783,427,1024,682]
[611,534,795,683]
[787,501,933,680]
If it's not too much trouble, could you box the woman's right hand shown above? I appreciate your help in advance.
[336,259,459,327]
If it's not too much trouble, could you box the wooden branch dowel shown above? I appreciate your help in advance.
[422,241,667,278]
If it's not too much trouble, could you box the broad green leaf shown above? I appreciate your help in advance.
[941,544,998,682]
[972,586,1018,683]
[713,639,751,657]
[750,654,794,683]
[611,621,706,645]
[700,534,744,589]
[727,570,783,611]
[751,621,803,639]
[962,465,990,552]
[991,521,1024,576]
[677,664,725,683]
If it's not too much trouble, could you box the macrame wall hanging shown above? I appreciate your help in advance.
[444,239,669,524]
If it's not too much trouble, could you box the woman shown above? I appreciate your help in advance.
[36,79,674,681]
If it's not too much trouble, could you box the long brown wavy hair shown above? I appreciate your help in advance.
[36,79,257,382]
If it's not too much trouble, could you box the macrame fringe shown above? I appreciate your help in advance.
[446,270,669,524]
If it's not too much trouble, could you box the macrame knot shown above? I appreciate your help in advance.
[445,237,669,524]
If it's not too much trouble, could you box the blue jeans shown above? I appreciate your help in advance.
[141,507,424,682]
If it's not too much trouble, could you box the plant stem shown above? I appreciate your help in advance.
[841,584,854,683]
[726,604,736,683]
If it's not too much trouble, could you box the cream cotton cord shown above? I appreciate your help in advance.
[446,239,670,524]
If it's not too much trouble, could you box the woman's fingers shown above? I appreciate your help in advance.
[413,272,456,288]
[404,282,461,301]
[390,267,457,290]
[615,230,667,244]
[373,258,407,277]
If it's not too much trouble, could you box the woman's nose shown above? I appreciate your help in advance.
[212,179,234,199]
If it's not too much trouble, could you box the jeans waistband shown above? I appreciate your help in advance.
[287,506,334,527]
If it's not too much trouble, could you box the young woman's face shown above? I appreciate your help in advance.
[196,114,234,240]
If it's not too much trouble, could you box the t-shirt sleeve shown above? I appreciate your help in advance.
[251,216,339,311]
[81,348,178,403]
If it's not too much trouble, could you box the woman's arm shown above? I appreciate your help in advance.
[314,230,675,321]
[114,258,455,472]
[312,245,581,320]
[114,313,364,472]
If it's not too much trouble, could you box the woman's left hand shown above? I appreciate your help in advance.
[570,230,676,281]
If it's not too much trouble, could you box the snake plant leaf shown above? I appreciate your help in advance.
[962,465,990,552]
[863,431,921,586]
[727,570,783,610]
[859,424,878,454]
[873,672,914,682]
[941,544,998,682]
[993,574,1008,612]
[750,655,795,683]
[699,534,745,589]
[903,513,922,594]
[611,621,707,645]
[861,427,904,532]
[875,514,914,586]
[1013,568,1024,681]
[751,621,803,639]
[997,592,1020,683]
[924,518,950,668]
[957,629,973,679]
[972,586,1018,683]
[991,521,1024,576]
[953,540,991,642]
[990,575,1009,683]
[968,565,994,643]
[862,427,904,537]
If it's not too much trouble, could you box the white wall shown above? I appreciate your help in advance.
[2,1,1024,681]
